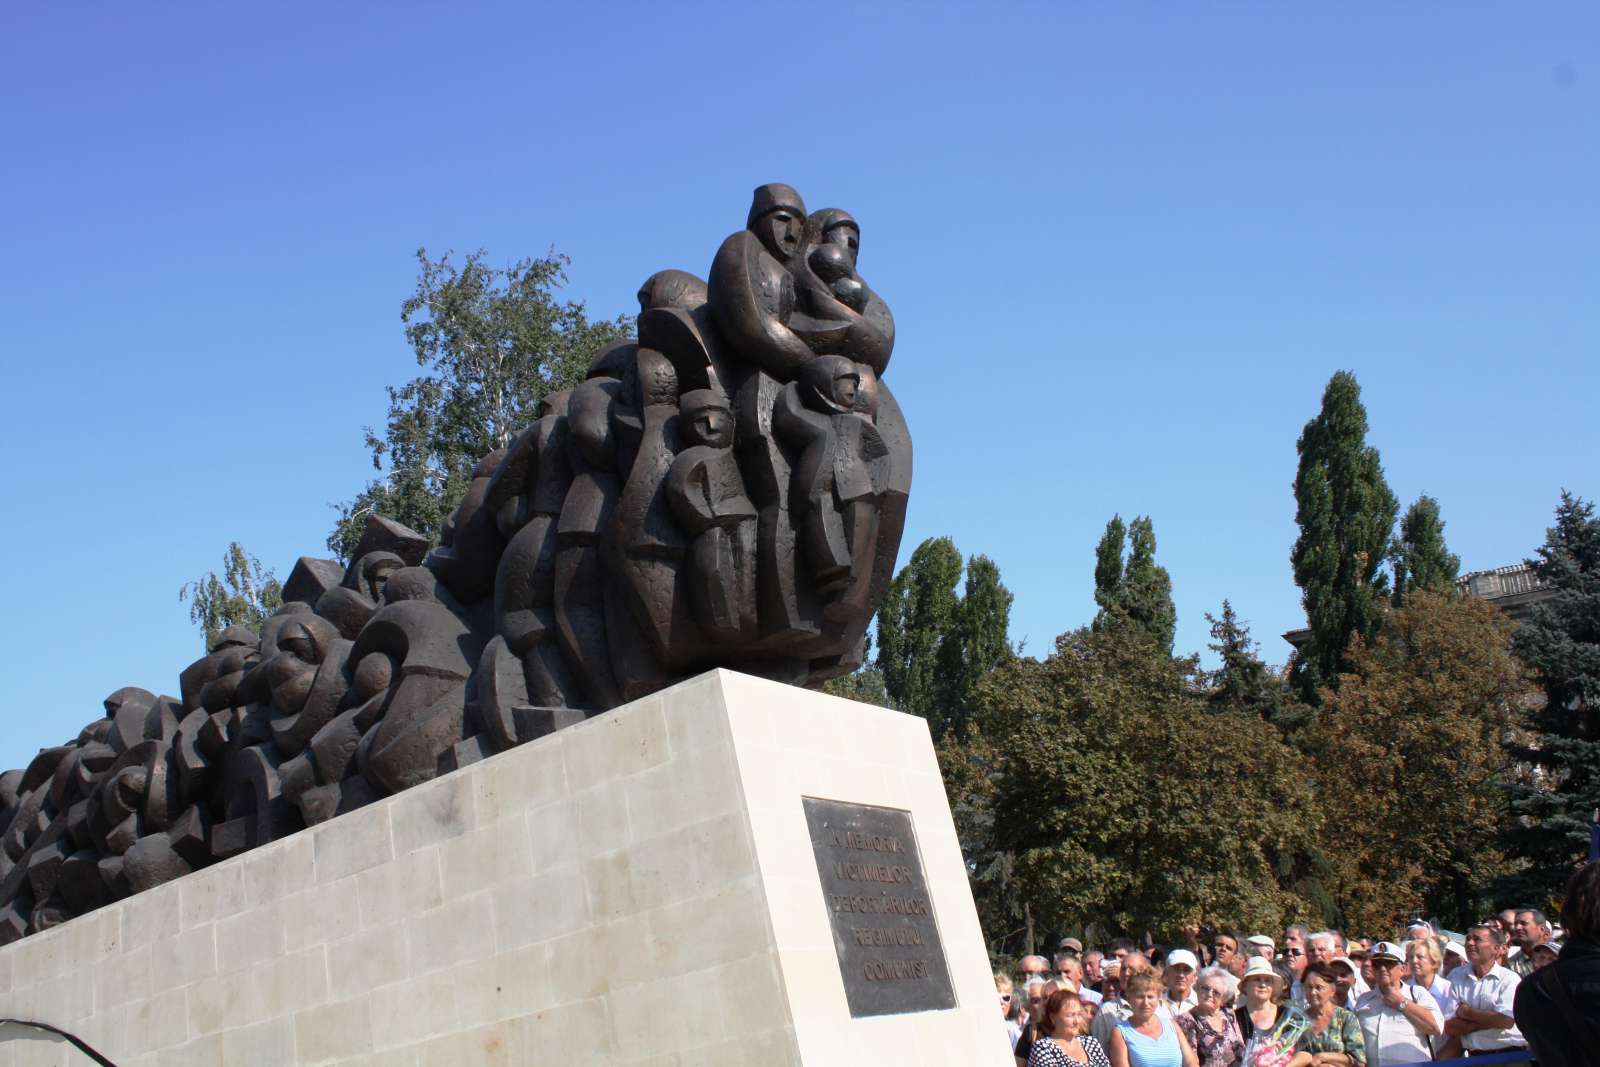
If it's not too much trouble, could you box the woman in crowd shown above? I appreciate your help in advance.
[1294,964,1367,1066]
[1177,966,1244,1067]
[1403,939,1456,1040]
[1108,972,1200,1067]
[1015,979,1061,1067]
[1028,989,1112,1067]
[999,973,1023,1052]
[1235,957,1290,1041]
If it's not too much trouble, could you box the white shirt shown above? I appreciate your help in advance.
[1355,984,1443,1066]
[1447,963,1525,1051]
[1160,990,1197,1019]
[1419,974,1458,1056]
[1091,998,1131,1047]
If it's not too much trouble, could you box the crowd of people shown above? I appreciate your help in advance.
[994,862,1600,1067]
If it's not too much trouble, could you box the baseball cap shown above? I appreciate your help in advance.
[1166,949,1200,971]
[1328,956,1360,976]
[1246,934,1275,950]
[1370,941,1405,963]
[1058,937,1084,954]
[1443,940,1466,959]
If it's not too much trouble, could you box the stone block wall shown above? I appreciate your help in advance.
[0,670,1010,1066]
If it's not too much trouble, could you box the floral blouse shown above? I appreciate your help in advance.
[1177,1009,1246,1067]
[1294,1006,1367,1065]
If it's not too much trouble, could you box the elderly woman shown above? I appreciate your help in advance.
[1028,989,1113,1067]
[1109,972,1200,1067]
[1403,939,1456,1025]
[1235,957,1292,1041]
[1016,979,1061,1067]
[999,973,1023,1052]
[1294,963,1367,1066]
[1177,965,1244,1067]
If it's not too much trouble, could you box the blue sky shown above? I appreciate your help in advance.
[1,4,1595,766]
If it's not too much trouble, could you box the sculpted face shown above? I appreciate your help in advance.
[825,220,860,266]
[833,371,860,409]
[691,405,732,449]
[756,208,804,261]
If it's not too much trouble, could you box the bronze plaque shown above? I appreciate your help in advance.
[802,796,956,1017]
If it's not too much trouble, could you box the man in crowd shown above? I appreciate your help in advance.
[1516,861,1600,1067]
[1509,908,1554,977]
[1162,948,1200,1016]
[1355,941,1444,1066]
[1212,929,1247,979]
[1019,955,1051,984]
[1092,951,1152,1045]
[1082,949,1105,992]
[1246,934,1275,959]
[1283,923,1310,995]
[1441,922,1526,1058]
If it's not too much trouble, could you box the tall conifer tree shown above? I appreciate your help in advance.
[1290,371,1398,702]
[1393,494,1460,602]
[1093,515,1176,653]
[1504,491,1600,898]
[876,537,1013,737]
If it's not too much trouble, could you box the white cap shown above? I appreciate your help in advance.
[1444,940,1467,959]
[1246,934,1275,949]
[1166,949,1200,971]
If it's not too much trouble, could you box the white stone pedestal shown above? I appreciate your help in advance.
[0,670,1012,1066]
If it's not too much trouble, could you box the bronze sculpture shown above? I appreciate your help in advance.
[0,183,911,942]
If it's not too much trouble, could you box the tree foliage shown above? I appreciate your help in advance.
[1092,514,1176,653]
[1290,371,1399,703]
[876,537,1014,737]
[328,248,631,560]
[1393,494,1460,603]
[1311,590,1528,933]
[1205,601,1310,737]
[976,622,1322,943]
[178,542,284,651]
[1504,491,1600,902]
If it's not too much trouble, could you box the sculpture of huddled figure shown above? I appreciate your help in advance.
[666,388,757,639]
[0,182,911,943]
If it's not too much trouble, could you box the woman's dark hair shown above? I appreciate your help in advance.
[1040,988,1079,1036]
[1562,861,1600,943]
[1302,962,1342,988]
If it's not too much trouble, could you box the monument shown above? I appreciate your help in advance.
[0,186,1009,1066]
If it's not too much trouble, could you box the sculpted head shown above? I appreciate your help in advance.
[747,183,807,262]
[809,208,860,269]
[679,388,734,449]
[799,354,860,414]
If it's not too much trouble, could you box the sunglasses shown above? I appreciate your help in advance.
[1286,949,1305,957]
[999,993,1012,1003]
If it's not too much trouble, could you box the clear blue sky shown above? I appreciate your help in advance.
[2,4,1595,767]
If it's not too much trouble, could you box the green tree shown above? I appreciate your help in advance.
[329,248,631,560]
[179,542,284,650]
[1311,590,1527,932]
[1393,494,1460,602]
[1205,600,1310,733]
[875,537,1014,737]
[1093,514,1176,653]
[979,623,1322,940]
[1290,371,1399,703]
[1504,491,1600,903]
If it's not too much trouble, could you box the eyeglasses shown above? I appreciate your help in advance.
[1286,948,1305,957]
[1197,987,1227,998]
